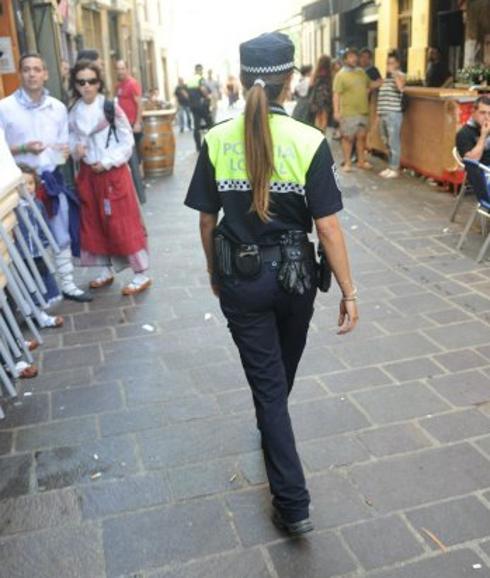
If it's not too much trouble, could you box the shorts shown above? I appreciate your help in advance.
[340,115,369,138]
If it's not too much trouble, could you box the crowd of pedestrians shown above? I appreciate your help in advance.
[292,44,459,180]
[0,49,153,378]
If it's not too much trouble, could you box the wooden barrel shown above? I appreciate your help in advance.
[142,109,177,176]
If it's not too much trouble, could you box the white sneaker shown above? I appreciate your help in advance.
[384,169,399,179]
[379,168,390,177]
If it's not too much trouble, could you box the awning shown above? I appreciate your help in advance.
[302,0,372,22]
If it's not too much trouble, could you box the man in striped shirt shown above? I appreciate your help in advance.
[376,51,406,179]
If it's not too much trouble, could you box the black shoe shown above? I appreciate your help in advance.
[272,510,314,536]
[62,291,93,303]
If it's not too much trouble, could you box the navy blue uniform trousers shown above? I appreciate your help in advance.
[219,264,316,522]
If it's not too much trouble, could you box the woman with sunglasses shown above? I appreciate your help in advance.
[68,60,151,295]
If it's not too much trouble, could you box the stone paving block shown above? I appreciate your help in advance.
[295,346,346,376]
[290,397,371,441]
[0,432,12,455]
[350,443,490,513]
[288,377,329,403]
[102,499,237,577]
[149,549,271,578]
[375,314,436,334]
[27,367,92,392]
[367,549,490,578]
[35,435,140,491]
[162,395,221,424]
[406,495,490,548]
[0,394,49,430]
[383,358,444,382]
[434,349,489,372]
[389,293,449,316]
[482,539,490,558]
[93,356,164,382]
[42,344,101,372]
[387,282,426,296]
[358,269,407,287]
[100,405,165,436]
[309,320,387,347]
[425,307,473,325]
[352,382,450,424]
[476,436,490,458]
[478,345,490,359]
[341,514,424,571]
[52,382,124,419]
[63,327,114,347]
[237,451,267,485]
[124,371,198,405]
[331,333,441,368]
[80,472,170,519]
[357,423,433,457]
[15,416,98,452]
[138,416,259,469]
[451,293,490,315]
[189,362,248,392]
[268,531,357,578]
[161,346,230,371]
[428,371,490,407]
[0,488,81,536]
[225,488,286,546]
[307,471,373,530]
[419,409,490,443]
[0,454,32,499]
[72,308,126,330]
[0,524,105,578]
[424,321,490,349]
[320,367,393,393]
[168,457,243,500]
[300,433,370,471]
[215,388,253,415]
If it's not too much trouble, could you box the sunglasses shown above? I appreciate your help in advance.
[76,78,99,86]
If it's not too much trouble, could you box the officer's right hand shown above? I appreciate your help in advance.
[337,299,359,334]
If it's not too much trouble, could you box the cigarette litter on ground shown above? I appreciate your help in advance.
[23,392,32,397]
[351,225,358,230]
[204,313,212,321]
[90,473,102,480]
[229,474,238,483]
[93,454,99,460]
[473,564,482,569]
[142,324,155,332]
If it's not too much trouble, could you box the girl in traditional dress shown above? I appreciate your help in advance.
[68,60,151,296]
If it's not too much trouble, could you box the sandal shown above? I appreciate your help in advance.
[26,340,40,352]
[16,361,38,379]
[89,276,114,289]
[39,313,64,329]
[122,277,152,296]
[357,161,373,170]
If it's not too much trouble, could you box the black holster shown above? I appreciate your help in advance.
[316,244,332,293]
[234,244,262,278]
[277,231,314,295]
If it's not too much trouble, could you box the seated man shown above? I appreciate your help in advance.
[456,95,490,166]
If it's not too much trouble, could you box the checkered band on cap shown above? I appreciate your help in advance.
[241,61,295,74]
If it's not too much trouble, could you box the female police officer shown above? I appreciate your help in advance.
[185,32,358,536]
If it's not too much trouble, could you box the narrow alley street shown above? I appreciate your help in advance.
[1,111,490,578]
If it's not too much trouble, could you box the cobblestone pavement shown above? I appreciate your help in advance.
[0,114,490,578]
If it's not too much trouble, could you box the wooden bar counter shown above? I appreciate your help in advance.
[368,87,478,186]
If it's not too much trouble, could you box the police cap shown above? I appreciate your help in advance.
[240,32,295,76]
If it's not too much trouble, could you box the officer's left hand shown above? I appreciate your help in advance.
[337,299,358,334]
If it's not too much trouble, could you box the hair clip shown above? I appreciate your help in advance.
[254,78,266,88]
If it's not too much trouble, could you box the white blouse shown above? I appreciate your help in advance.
[69,94,134,170]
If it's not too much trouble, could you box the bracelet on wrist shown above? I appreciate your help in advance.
[342,287,358,301]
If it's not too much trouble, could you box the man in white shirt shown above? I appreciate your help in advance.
[0,52,92,302]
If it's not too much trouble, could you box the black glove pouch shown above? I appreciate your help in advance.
[214,234,233,278]
[277,238,313,296]
[234,244,262,278]
[317,245,332,293]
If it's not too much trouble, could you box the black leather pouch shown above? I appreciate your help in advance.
[234,244,262,278]
[317,244,332,293]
